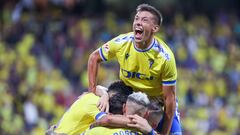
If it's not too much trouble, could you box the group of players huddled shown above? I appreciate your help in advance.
[46,3,182,135]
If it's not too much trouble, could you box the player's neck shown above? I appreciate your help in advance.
[135,38,153,50]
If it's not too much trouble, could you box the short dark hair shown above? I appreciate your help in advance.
[136,3,163,26]
[108,80,133,114]
[148,101,163,111]
[147,101,163,118]
[108,80,133,96]
[109,92,128,114]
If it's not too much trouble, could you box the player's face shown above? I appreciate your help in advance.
[133,11,157,44]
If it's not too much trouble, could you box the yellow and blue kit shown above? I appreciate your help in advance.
[99,32,177,97]
[99,32,181,134]
[55,93,106,135]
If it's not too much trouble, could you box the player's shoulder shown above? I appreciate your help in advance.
[81,92,99,100]
[111,32,134,44]
[152,36,175,61]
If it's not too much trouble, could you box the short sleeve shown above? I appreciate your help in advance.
[94,112,107,120]
[87,106,106,120]
[99,34,129,61]
[161,54,177,86]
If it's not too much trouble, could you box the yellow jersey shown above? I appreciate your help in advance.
[99,32,177,97]
[55,93,106,135]
[83,127,142,135]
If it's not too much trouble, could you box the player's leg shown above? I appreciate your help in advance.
[155,100,182,135]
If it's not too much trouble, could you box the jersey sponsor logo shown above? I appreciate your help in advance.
[121,69,154,80]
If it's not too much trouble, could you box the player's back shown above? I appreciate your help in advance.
[83,126,143,135]
[55,93,103,135]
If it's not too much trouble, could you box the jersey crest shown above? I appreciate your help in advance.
[148,58,154,68]
[125,53,130,60]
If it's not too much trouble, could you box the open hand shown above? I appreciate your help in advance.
[97,94,109,112]
[127,114,152,134]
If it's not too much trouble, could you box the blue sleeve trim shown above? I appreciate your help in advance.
[162,80,176,86]
[99,48,107,61]
[95,111,107,120]
[148,129,154,135]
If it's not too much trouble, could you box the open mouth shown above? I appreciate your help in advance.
[134,28,143,40]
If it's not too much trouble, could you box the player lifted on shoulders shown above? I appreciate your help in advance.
[88,3,181,135]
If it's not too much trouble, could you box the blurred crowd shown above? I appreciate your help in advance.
[0,0,240,135]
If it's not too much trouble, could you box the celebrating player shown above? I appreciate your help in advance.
[83,92,162,135]
[46,80,132,135]
[88,3,181,134]
[90,100,163,135]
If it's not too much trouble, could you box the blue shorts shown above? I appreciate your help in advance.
[156,102,182,135]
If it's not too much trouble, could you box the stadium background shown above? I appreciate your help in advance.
[0,0,240,134]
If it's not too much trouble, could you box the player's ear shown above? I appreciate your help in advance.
[143,110,149,119]
[152,25,160,33]
[123,103,126,114]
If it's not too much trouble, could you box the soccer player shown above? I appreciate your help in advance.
[89,100,163,135]
[88,3,181,135]
[83,92,162,135]
[48,80,132,135]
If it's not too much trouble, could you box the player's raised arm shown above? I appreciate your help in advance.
[88,49,103,94]
[88,49,110,112]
